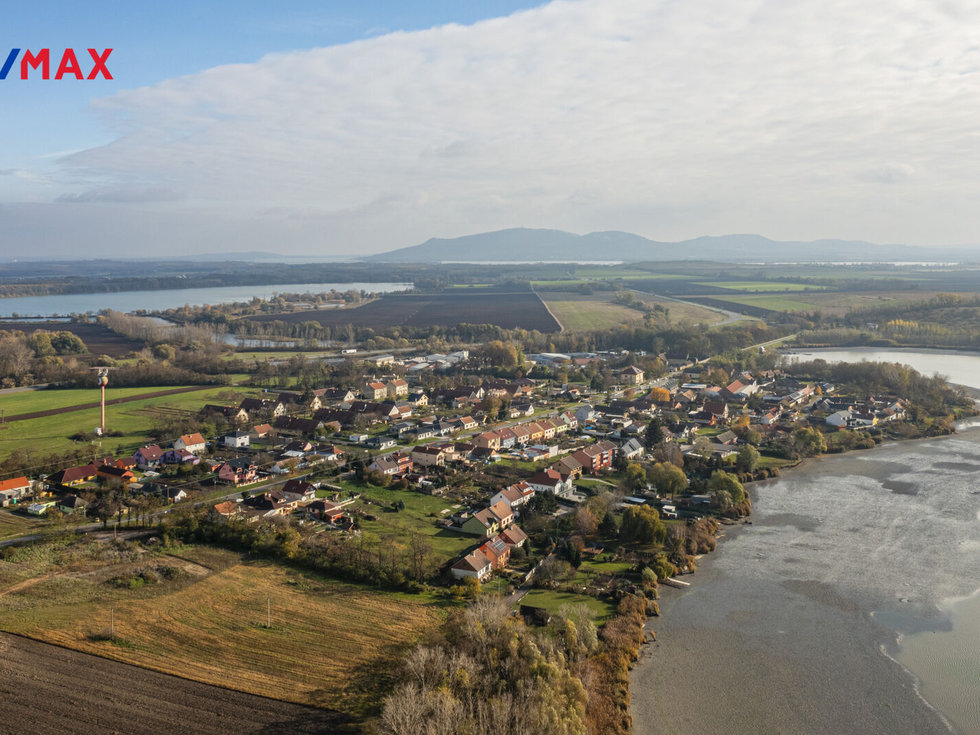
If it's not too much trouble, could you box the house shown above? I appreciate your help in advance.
[574,405,596,424]
[554,454,585,479]
[498,525,528,549]
[273,416,324,437]
[48,464,98,488]
[478,536,511,570]
[385,378,409,398]
[366,436,397,450]
[408,390,429,407]
[313,444,345,462]
[460,501,514,537]
[211,500,244,522]
[97,464,137,483]
[163,449,201,465]
[490,481,535,511]
[173,433,207,455]
[495,427,517,449]
[59,494,88,515]
[474,431,501,451]
[826,410,878,428]
[363,381,388,401]
[242,492,289,518]
[239,397,285,418]
[217,458,258,485]
[619,365,645,385]
[315,387,357,404]
[369,452,413,476]
[308,500,345,523]
[450,548,493,580]
[411,445,446,468]
[528,468,574,498]
[570,440,616,474]
[511,425,531,446]
[280,479,316,503]
[222,431,251,449]
[250,423,274,440]
[619,437,645,461]
[277,392,322,413]
[26,501,56,516]
[0,477,32,506]
[132,445,164,470]
[160,486,188,504]
[509,401,535,418]
[201,404,249,423]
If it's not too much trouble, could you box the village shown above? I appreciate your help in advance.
[0,345,916,599]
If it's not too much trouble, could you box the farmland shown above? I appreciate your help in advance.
[540,292,724,331]
[0,541,443,718]
[0,320,141,358]
[243,290,560,332]
[0,385,261,462]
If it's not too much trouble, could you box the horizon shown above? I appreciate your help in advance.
[4,2,980,258]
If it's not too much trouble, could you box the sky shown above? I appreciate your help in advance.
[2,0,980,259]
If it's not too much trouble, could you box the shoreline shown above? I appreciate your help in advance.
[630,428,979,735]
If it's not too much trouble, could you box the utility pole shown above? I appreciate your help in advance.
[267,593,271,629]
[110,606,114,638]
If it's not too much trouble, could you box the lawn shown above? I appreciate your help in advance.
[518,588,616,622]
[324,480,470,563]
[0,544,443,716]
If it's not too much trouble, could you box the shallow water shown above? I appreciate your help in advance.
[633,431,980,734]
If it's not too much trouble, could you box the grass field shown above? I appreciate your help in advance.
[322,481,470,563]
[540,293,646,331]
[539,292,724,331]
[0,543,443,715]
[0,385,262,462]
[518,588,616,621]
[709,294,823,312]
[700,281,827,292]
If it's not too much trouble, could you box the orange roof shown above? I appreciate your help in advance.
[0,477,30,492]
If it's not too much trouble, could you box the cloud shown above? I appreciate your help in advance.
[10,0,980,255]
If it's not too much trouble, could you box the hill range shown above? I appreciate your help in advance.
[365,228,973,264]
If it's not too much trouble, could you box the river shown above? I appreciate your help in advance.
[0,282,412,317]
[632,348,980,735]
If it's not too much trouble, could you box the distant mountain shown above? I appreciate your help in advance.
[366,228,970,263]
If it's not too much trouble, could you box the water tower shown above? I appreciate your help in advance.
[92,367,112,436]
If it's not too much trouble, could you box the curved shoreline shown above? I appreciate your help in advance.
[630,429,979,735]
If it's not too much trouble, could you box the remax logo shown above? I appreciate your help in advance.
[0,48,112,80]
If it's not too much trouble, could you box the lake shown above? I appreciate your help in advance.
[632,348,980,735]
[0,282,412,317]
[786,347,980,390]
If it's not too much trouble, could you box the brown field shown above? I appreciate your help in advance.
[0,320,142,357]
[244,290,560,331]
[0,543,441,719]
[0,632,351,735]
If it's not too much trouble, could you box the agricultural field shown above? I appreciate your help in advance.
[540,293,648,331]
[706,294,824,313]
[0,385,261,461]
[0,320,141,357]
[698,281,827,292]
[540,292,724,332]
[0,541,443,717]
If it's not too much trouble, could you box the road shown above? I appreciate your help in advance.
[628,288,748,326]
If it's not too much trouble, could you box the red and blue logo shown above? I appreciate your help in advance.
[0,48,112,80]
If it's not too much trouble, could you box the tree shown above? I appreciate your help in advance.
[574,506,598,539]
[621,462,647,493]
[735,444,760,473]
[620,505,666,546]
[598,512,618,538]
[643,418,664,448]
[647,461,687,499]
[707,470,746,507]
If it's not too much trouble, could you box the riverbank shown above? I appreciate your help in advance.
[630,430,980,735]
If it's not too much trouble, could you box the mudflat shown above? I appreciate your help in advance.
[0,632,355,735]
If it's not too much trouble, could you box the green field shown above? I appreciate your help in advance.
[712,294,823,312]
[0,385,262,462]
[540,292,723,331]
[518,588,616,622]
[701,281,827,292]
[322,481,470,563]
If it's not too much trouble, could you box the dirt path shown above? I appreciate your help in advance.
[0,631,357,734]
[1,385,214,423]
